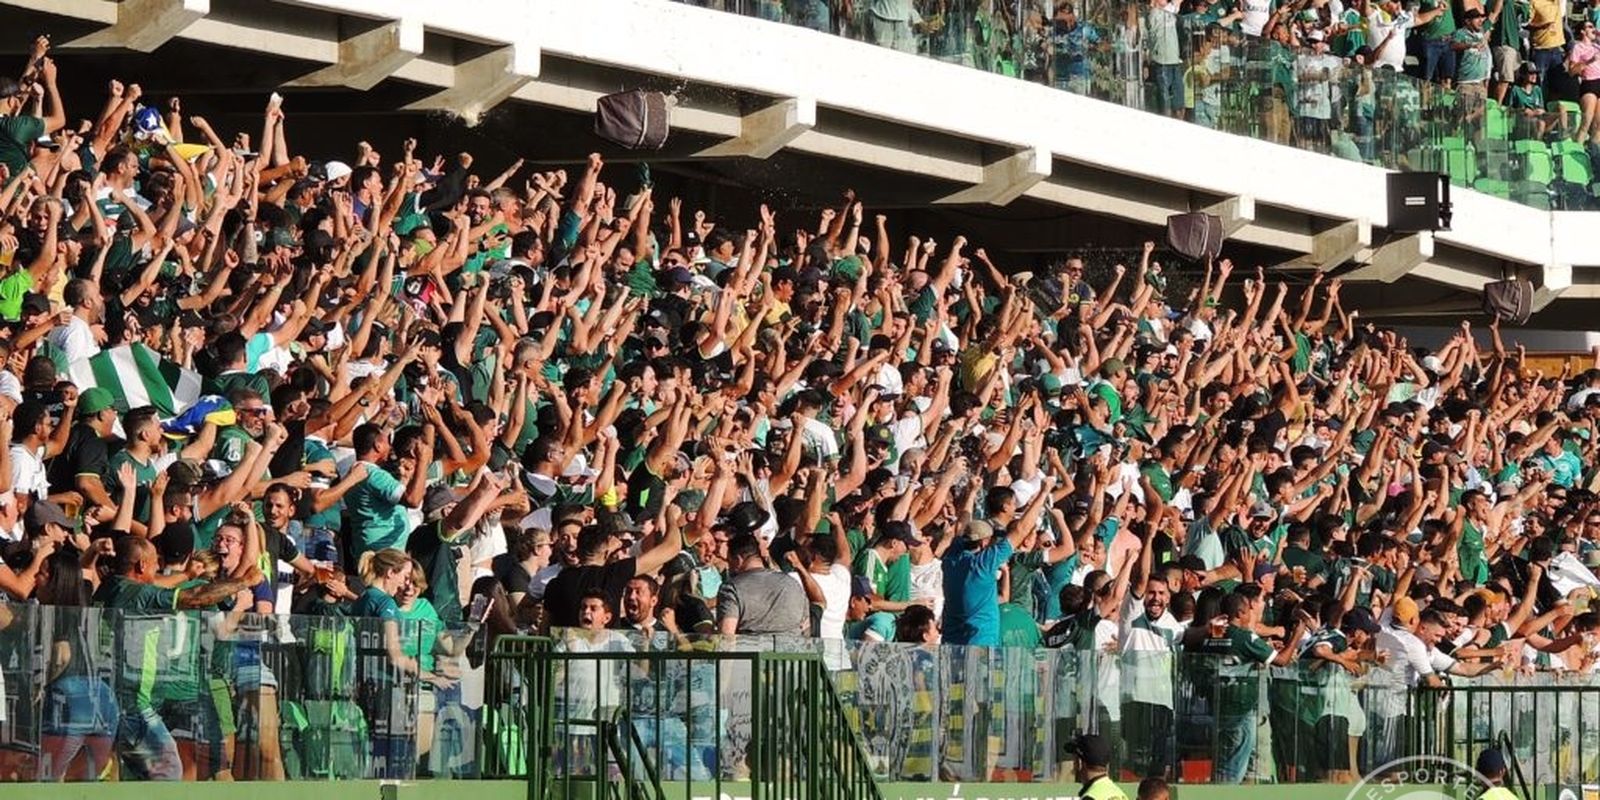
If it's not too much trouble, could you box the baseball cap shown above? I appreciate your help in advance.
[851,574,874,599]
[964,519,996,542]
[78,387,116,416]
[325,160,353,183]
[265,228,299,251]
[878,520,921,547]
[1476,748,1506,776]
[660,266,694,287]
[1070,733,1113,768]
[1038,372,1065,397]
[25,499,78,532]
[720,501,771,536]
[1249,501,1276,519]
[1392,596,1420,628]
[1342,607,1381,635]
[156,521,196,564]
[422,484,457,522]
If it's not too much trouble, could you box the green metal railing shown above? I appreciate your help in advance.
[483,637,881,800]
[481,635,556,798]
[1415,679,1600,790]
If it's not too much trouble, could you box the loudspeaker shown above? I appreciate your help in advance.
[1483,279,1533,324]
[595,91,670,150]
[1387,172,1452,232]
[1166,212,1225,261]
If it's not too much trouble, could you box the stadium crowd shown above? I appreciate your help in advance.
[686,0,1600,166]
[1,29,1600,787]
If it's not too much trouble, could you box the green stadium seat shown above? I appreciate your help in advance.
[1514,139,1554,184]
[1485,100,1511,140]
[1552,140,1594,185]
[1474,178,1511,199]
[1549,100,1581,131]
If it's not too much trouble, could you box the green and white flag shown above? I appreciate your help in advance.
[67,343,202,417]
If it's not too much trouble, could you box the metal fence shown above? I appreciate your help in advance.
[3,602,1598,792]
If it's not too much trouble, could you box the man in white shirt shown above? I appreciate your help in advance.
[1120,572,1185,778]
[1240,0,1274,35]
[49,279,103,365]
[9,400,53,506]
[1372,599,1495,764]
[1369,0,1415,71]
[1296,31,1345,151]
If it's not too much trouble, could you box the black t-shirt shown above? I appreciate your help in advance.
[267,419,307,478]
[541,558,637,628]
[492,552,533,597]
[262,524,302,564]
[625,465,668,522]
[47,424,111,494]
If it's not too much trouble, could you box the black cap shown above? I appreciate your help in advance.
[156,521,196,565]
[878,520,921,547]
[1476,748,1506,776]
[719,501,770,536]
[1071,733,1112,768]
[851,574,874,599]
[1342,607,1381,635]
[20,293,49,317]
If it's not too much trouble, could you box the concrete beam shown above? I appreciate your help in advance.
[71,0,208,52]
[406,44,539,125]
[288,18,423,91]
[1531,263,1571,312]
[1194,195,1255,237]
[1280,219,1371,271]
[936,146,1051,206]
[1342,233,1436,283]
[695,98,816,160]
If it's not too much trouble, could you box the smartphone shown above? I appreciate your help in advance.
[469,594,491,623]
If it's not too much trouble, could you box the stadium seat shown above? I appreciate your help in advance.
[1513,183,1552,208]
[1474,178,1511,199]
[1480,138,1513,180]
[1514,139,1554,184]
[1549,100,1581,131]
[1553,140,1594,185]
[1484,100,1511,141]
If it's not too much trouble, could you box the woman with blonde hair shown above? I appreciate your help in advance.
[354,548,429,778]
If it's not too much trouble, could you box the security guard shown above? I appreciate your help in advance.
[1477,748,1519,800]
[1073,733,1128,800]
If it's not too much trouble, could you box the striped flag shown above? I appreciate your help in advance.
[66,344,203,418]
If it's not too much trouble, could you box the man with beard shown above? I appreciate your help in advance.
[617,575,662,636]
[1119,566,1185,779]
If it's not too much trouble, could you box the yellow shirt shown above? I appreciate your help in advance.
[1531,0,1565,49]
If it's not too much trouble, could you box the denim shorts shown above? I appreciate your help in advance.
[43,676,118,737]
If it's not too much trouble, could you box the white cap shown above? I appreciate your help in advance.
[325,160,353,183]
